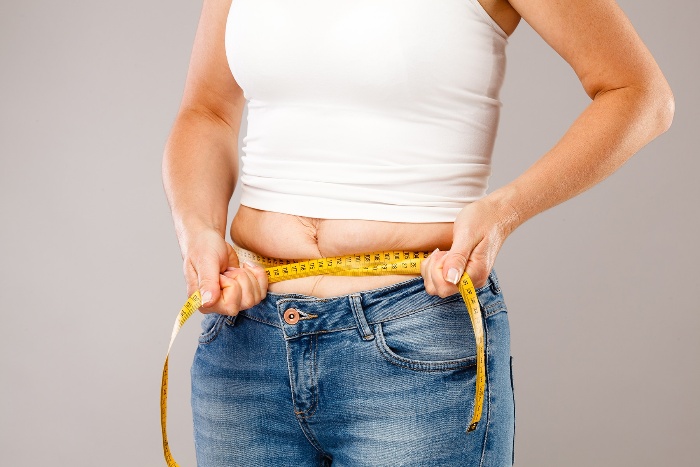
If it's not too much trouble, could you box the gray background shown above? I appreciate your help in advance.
[0,0,697,465]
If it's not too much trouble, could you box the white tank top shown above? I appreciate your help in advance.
[225,0,508,222]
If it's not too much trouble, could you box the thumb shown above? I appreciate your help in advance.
[441,235,479,285]
[440,250,468,285]
[197,254,223,308]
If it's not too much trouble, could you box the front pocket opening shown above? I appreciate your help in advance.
[373,323,476,371]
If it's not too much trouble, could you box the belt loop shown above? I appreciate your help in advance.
[349,293,374,341]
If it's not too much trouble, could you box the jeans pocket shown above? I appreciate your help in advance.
[373,296,477,371]
[198,313,231,345]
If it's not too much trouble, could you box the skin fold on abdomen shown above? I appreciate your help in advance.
[230,205,454,297]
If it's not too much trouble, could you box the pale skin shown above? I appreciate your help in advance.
[162,0,674,316]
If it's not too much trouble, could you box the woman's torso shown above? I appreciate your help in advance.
[226,0,518,297]
[230,206,453,296]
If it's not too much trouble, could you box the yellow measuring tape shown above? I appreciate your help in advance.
[161,248,485,466]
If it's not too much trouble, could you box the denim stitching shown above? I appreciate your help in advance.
[295,334,320,418]
[258,272,498,325]
[286,337,328,457]
[373,323,477,372]
[478,305,493,467]
[484,302,507,318]
[198,314,227,345]
[287,353,328,457]
[285,327,354,339]
[349,294,375,340]
[238,311,282,329]
[282,302,504,339]
[295,417,330,457]
[267,275,423,300]
[366,294,463,325]
[311,334,319,415]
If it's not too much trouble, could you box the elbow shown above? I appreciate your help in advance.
[656,85,675,135]
[643,78,675,137]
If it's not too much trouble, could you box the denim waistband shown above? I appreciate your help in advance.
[238,269,500,339]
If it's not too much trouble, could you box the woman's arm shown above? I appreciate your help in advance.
[162,0,241,244]
[162,0,267,314]
[424,0,674,294]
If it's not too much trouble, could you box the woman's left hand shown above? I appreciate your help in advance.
[421,195,520,297]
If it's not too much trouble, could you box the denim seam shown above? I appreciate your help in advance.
[238,311,282,329]
[285,340,323,457]
[224,315,237,326]
[373,323,477,372]
[295,417,331,458]
[242,298,504,337]
[285,339,301,416]
[290,336,319,419]
[478,309,494,467]
[484,302,507,318]
[285,338,328,458]
[197,314,227,345]
[287,338,330,457]
[366,294,463,325]
[284,328,338,339]
[296,334,320,418]
[350,294,374,340]
[367,295,502,325]
[283,305,499,338]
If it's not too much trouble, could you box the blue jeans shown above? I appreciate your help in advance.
[191,269,515,466]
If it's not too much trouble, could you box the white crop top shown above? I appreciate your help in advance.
[224,0,508,222]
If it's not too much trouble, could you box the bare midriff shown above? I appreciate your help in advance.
[230,205,454,298]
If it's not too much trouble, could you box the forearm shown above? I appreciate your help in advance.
[162,108,238,249]
[489,84,674,234]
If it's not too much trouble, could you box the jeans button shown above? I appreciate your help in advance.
[284,308,300,325]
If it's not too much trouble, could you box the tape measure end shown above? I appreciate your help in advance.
[467,422,479,433]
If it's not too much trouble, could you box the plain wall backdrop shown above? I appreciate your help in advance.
[1,1,697,465]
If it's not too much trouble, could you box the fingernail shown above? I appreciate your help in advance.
[243,260,259,268]
[431,247,440,256]
[201,290,212,305]
[446,268,461,285]
[226,266,238,271]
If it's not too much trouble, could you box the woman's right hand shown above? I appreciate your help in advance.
[182,228,268,316]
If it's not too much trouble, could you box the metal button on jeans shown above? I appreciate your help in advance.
[284,308,300,325]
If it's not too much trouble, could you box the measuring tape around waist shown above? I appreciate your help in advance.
[160,248,485,466]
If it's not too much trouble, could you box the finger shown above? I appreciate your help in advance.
[242,261,268,301]
[431,251,460,298]
[436,232,481,297]
[442,251,468,286]
[222,266,261,310]
[195,253,224,310]
[184,259,214,314]
[421,248,436,295]
[425,249,449,296]
[216,273,243,316]
[464,239,491,289]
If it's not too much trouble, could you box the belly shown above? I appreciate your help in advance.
[230,205,454,297]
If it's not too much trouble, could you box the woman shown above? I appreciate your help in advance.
[162,0,673,465]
